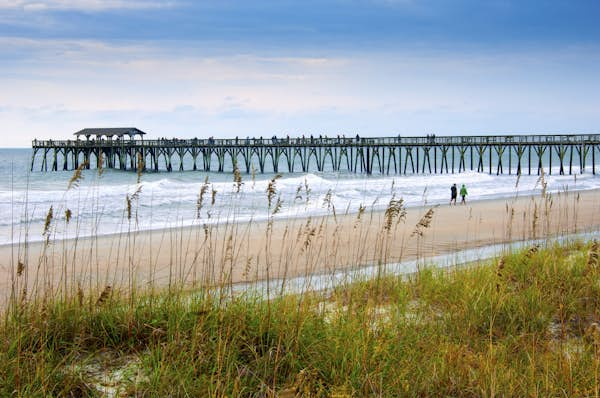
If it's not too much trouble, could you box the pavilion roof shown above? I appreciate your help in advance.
[74,128,146,138]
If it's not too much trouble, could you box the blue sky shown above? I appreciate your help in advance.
[1,0,599,146]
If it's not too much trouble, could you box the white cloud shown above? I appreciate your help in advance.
[0,0,176,11]
[1,37,600,146]
[0,38,360,114]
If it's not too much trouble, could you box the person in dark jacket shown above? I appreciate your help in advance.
[450,184,457,205]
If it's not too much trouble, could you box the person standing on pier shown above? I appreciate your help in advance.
[450,184,457,205]
[460,184,468,205]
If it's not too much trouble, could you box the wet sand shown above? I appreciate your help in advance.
[2,189,600,302]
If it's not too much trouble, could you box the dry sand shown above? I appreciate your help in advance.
[2,189,600,302]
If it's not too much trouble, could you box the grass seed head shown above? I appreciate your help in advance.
[211,187,217,205]
[203,223,209,242]
[384,197,407,232]
[68,162,88,190]
[354,204,366,228]
[97,152,104,176]
[77,284,84,307]
[96,286,112,306]
[536,168,547,198]
[196,177,210,218]
[43,205,54,236]
[272,195,283,215]
[322,189,333,210]
[126,195,132,220]
[584,322,600,346]
[295,183,303,201]
[302,226,317,252]
[267,174,282,208]
[411,207,436,237]
[136,153,144,184]
[17,260,24,276]
[304,177,311,204]
[496,256,505,276]
[131,185,142,201]
[233,160,243,193]
[242,257,252,279]
[586,240,599,271]
[19,288,27,308]
[524,244,539,260]
[224,234,234,263]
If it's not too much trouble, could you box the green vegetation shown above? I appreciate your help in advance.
[2,240,600,396]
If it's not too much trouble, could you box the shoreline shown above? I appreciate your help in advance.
[226,229,600,299]
[2,188,600,302]
[2,185,596,249]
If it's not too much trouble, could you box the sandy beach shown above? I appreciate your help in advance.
[2,188,600,302]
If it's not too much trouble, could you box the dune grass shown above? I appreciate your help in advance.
[3,164,599,396]
[2,240,600,396]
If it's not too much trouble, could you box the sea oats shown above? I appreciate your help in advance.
[322,189,333,210]
[136,153,144,184]
[130,184,142,201]
[295,183,303,202]
[67,162,88,190]
[267,174,282,209]
[233,160,243,193]
[196,176,209,218]
[411,207,436,237]
[242,256,252,279]
[43,205,54,236]
[272,195,283,215]
[77,283,84,307]
[304,177,311,204]
[524,245,539,260]
[211,188,217,206]
[125,195,132,220]
[97,151,104,176]
[96,286,112,306]
[384,197,407,232]
[354,204,366,229]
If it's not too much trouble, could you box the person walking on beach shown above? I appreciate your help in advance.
[460,184,468,205]
[450,184,457,205]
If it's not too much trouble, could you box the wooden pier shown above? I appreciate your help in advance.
[31,133,600,176]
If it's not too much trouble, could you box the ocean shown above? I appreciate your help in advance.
[2,147,600,246]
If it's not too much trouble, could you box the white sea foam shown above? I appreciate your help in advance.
[2,148,600,245]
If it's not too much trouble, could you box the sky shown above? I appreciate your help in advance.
[1,0,599,146]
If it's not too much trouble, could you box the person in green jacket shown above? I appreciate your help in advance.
[460,184,468,204]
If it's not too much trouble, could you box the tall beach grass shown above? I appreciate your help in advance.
[2,166,600,396]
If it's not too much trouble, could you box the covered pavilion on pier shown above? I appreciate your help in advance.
[74,127,146,141]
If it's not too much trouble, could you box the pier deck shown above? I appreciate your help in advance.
[31,134,600,175]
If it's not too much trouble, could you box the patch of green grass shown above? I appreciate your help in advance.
[2,240,600,396]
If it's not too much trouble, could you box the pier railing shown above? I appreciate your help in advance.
[32,134,600,148]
